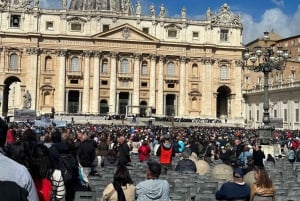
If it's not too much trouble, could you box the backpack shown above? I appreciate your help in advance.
[59,153,77,184]
[34,178,52,201]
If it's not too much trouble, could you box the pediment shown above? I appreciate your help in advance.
[67,16,87,23]
[92,23,159,42]
[164,23,182,30]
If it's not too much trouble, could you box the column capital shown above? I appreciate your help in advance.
[158,55,165,62]
[150,54,157,61]
[134,53,141,60]
[110,51,118,58]
[201,57,215,65]
[82,51,92,57]
[56,49,67,57]
[27,47,40,55]
[93,51,102,57]
[180,56,187,63]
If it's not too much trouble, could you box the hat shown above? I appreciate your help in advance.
[233,168,244,178]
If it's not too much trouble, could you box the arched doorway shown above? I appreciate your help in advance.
[216,86,231,118]
[100,99,109,115]
[140,101,147,117]
[2,76,22,117]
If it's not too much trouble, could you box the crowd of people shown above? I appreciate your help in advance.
[1,118,300,201]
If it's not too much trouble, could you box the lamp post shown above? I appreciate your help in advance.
[243,31,289,143]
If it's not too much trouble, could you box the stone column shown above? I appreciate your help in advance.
[92,51,101,114]
[179,57,186,117]
[79,91,82,113]
[202,58,214,117]
[0,48,4,72]
[26,48,39,111]
[56,50,66,114]
[109,52,117,115]
[116,92,119,114]
[149,55,156,112]
[132,54,141,115]
[156,56,164,116]
[129,92,132,114]
[82,51,91,114]
[65,90,69,113]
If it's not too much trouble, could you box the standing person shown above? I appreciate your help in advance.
[136,161,170,201]
[0,118,39,201]
[215,168,250,200]
[250,167,275,201]
[156,134,175,173]
[253,145,265,167]
[116,136,131,166]
[101,149,119,167]
[138,140,151,162]
[101,166,135,201]
[77,133,98,175]
[288,146,296,164]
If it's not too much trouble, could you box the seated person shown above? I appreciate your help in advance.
[175,151,196,173]
[136,161,170,201]
[215,167,250,200]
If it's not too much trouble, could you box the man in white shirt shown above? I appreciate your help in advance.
[0,118,39,201]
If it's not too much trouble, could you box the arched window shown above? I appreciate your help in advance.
[192,63,198,77]
[120,59,129,73]
[141,61,148,75]
[167,62,175,76]
[45,56,53,71]
[9,53,18,69]
[220,65,227,80]
[191,97,198,110]
[70,57,80,71]
[101,59,108,74]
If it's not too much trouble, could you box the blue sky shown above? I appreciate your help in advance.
[40,0,300,44]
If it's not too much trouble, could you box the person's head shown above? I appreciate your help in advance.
[6,141,31,168]
[253,166,273,188]
[0,118,8,148]
[118,136,125,144]
[113,165,133,186]
[30,144,52,179]
[147,161,161,179]
[233,167,244,182]
[51,129,62,143]
[182,150,190,159]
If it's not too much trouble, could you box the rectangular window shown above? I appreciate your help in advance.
[220,29,228,42]
[141,82,147,87]
[284,109,288,122]
[274,109,277,118]
[103,24,109,32]
[192,32,199,39]
[296,109,299,122]
[168,30,177,38]
[10,15,21,28]
[249,110,252,120]
[168,83,175,88]
[46,21,54,30]
[256,110,259,121]
[142,27,149,34]
[70,79,78,84]
[71,23,81,31]
[101,80,108,85]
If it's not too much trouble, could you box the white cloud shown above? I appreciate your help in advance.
[242,5,300,44]
[271,0,284,7]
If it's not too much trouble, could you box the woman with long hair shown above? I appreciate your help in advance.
[101,165,135,201]
[30,144,65,201]
[250,167,275,201]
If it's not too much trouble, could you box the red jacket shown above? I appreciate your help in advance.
[138,144,151,162]
[6,129,16,144]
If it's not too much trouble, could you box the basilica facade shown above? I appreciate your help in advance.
[0,0,244,122]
